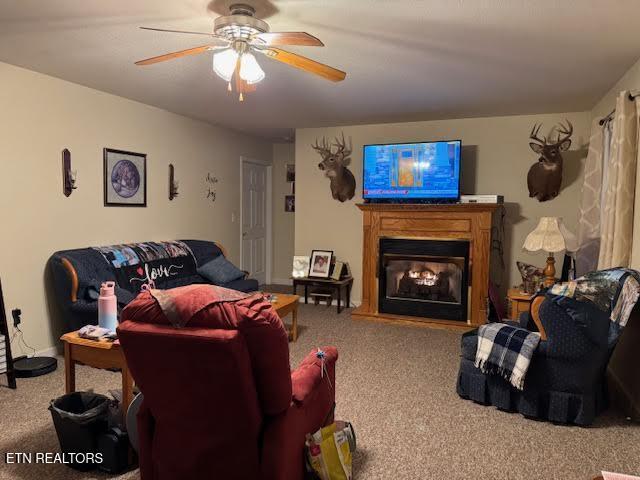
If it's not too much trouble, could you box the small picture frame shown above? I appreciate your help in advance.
[292,256,310,279]
[331,261,344,280]
[285,195,295,212]
[286,164,295,182]
[343,262,352,278]
[309,250,333,278]
[104,148,147,207]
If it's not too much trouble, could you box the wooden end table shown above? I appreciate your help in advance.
[292,276,353,313]
[507,287,535,320]
[60,332,134,423]
[269,293,299,342]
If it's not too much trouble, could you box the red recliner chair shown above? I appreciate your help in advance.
[117,287,338,480]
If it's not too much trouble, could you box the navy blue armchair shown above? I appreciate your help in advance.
[457,293,617,426]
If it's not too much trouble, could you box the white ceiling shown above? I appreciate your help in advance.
[1,0,639,140]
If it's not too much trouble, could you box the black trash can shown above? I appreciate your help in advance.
[49,391,110,471]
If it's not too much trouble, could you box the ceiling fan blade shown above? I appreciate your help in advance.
[253,32,324,47]
[135,45,215,66]
[260,48,346,82]
[139,27,229,43]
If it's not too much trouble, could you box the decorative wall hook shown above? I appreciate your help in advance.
[169,163,179,200]
[62,148,77,197]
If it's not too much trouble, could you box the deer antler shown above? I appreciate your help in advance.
[529,123,547,145]
[312,137,332,158]
[555,120,573,144]
[332,132,352,158]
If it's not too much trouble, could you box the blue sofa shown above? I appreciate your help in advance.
[49,239,259,332]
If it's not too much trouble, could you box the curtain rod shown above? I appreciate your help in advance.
[599,91,639,126]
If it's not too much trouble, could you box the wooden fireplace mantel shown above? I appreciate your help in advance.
[352,203,500,330]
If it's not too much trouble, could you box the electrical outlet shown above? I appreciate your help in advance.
[12,308,21,328]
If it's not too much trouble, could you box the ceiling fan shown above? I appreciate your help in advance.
[135,3,347,101]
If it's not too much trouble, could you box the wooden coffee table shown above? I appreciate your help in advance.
[269,293,299,341]
[60,332,134,423]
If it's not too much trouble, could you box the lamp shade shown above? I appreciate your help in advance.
[239,52,265,84]
[522,217,577,253]
[213,49,239,82]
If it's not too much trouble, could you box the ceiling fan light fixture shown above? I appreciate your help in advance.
[213,48,239,82]
[239,52,265,84]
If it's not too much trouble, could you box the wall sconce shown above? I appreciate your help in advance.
[169,163,179,200]
[62,148,77,197]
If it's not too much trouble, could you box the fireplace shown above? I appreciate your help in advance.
[354,203,497,328]
[378,238,470,321]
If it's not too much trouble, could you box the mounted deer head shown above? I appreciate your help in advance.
[527,120,573,202]
[311,133,356,202]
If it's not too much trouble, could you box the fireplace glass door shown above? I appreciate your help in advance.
[384,254,464,304]
[379,238,469,321]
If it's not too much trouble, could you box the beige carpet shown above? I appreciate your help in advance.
[1,304,639,479]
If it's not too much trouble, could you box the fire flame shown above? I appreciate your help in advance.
[408,270,438,286]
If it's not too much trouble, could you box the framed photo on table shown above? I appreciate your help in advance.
[104,148,147,207]
[331,261,344,280]
[292,256,310,278]
[309,250,333,278]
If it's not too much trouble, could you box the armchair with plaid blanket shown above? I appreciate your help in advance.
[457,291,623,426]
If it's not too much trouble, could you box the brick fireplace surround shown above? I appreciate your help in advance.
[352,203,500,330]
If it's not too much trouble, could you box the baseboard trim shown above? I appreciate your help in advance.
[37,345,60,357]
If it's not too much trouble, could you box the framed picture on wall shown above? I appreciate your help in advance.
[104,148,147,207]
[286,164,295,182]
[285,195,295,212]
[309,250,333,278]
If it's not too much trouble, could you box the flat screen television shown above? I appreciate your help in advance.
[363,140,461,203]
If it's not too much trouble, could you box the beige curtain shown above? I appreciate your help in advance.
[598,91,640,269]
[576,119,605,275]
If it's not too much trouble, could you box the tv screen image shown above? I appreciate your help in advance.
[363,140,461,201]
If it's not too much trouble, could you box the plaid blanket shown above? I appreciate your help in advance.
[475,323,541,390]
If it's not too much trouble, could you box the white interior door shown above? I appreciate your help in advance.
[242,161,267,285]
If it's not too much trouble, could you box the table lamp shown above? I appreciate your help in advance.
[522,217,577,287]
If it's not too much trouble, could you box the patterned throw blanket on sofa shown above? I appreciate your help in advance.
[475,323,541,390]
[93,241,197,293]
[549,268,640,346]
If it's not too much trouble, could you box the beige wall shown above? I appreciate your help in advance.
[589,56,640,268]
[271,143,295,283]
[0,62,272,354]
[296,112,591,304]
[591,57,640,121]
